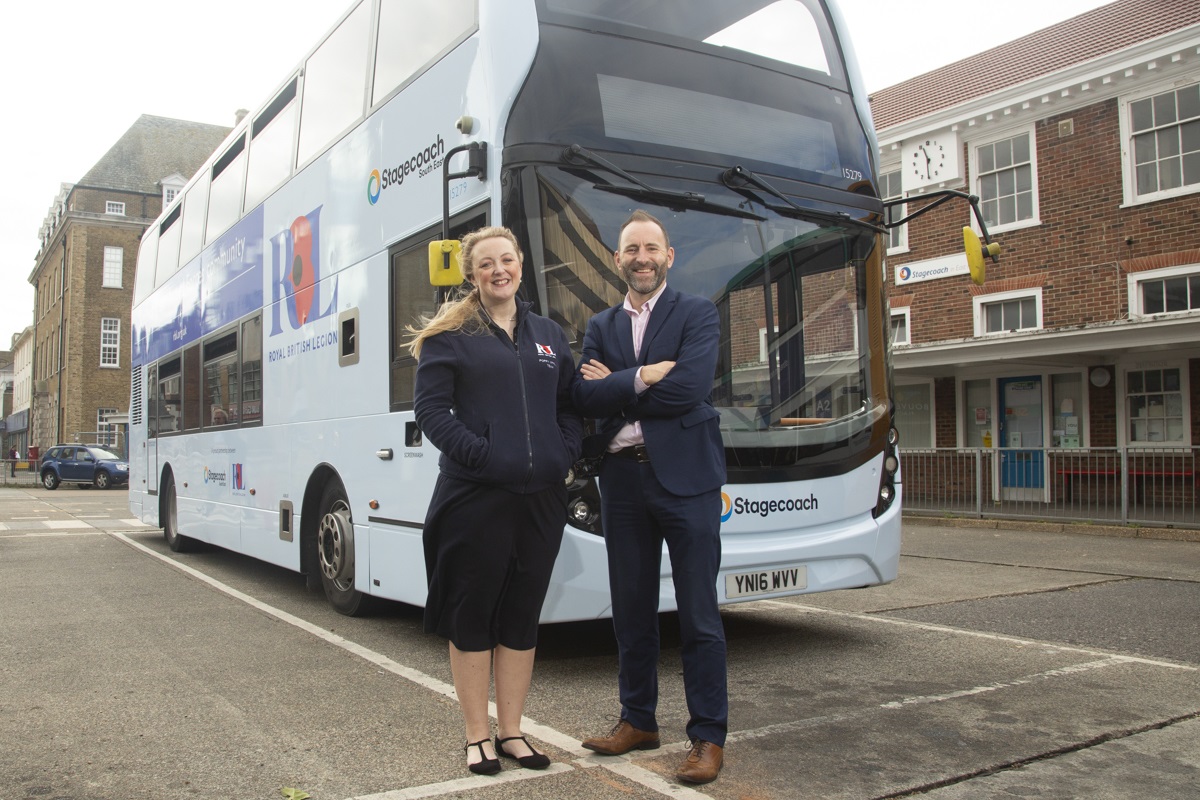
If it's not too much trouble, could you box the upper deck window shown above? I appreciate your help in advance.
[541,0,840,81]
[372,0,477,105]
[296,0,371,168]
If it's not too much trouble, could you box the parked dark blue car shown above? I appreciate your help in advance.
[40,445,129,490]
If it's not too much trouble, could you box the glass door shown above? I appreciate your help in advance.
[998,376,1044,500]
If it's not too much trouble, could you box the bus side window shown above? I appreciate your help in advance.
[295,1,370,168]
[177,172,210,268]
[182,345,201,431]
[244,78,299,212]
[206,134,248,244]
[146,364,159,438]
[372,0,477,106]
[241,315,263,426]
[202,330,239,428]
[158,358,182,435]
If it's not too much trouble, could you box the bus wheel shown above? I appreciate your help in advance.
[162,473,197,553]
[317,481,371,616]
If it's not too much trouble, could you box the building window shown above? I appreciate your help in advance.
[890,308,910,345]
[103,246,123,288]
[100,318,120,367]
[96,407,119,448]
[1126,366,1185,444]
[972,127,1038,232]
[105,201,126,215]
[973,289,1042,336]
[895,381,934,447]
[1128,265,1200,317]
[881,169,907,252]
[164,187,178,205]
[1126,81,1200,202]
[1051,372,1084,448]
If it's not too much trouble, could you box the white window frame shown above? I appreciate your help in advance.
[973,287,1043,337]
[103,246,123,288]
[1119,360,1191,447]
[881,167,908,254]
[969,123,1040,235]
[100,318,120,368]
[105,201,126,216]
[164,187,179,206]
[1127,263,1200,318]
[96,407,119,448]
[1119,78,1200,207]
[890,307,911,345]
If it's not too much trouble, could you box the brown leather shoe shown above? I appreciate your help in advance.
[676,739,723,784]
[581,719,660,755]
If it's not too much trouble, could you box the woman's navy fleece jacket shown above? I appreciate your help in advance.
[413,301,584,494]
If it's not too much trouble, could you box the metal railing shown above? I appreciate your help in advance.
[1,460,41,487]
[900,446,1200,529]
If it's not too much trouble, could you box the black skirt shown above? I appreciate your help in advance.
[422,474,567,651]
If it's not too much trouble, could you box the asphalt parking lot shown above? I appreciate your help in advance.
[1,486,1197,800]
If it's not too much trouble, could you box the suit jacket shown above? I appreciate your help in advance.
[572,284,726,497]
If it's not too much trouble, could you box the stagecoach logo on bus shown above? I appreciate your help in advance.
[203,466,228,487]
[268,206,340,357]
[367,135,446,204]
[720,491,819,523]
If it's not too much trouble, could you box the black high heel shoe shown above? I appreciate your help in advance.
[465,739,501,775]
[495,735,551,769]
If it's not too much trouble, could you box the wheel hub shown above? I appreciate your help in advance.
[318,505,354,583]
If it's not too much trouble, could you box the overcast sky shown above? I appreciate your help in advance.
[0,0,1113,348]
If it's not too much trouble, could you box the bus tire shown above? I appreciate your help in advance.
[162,472,198,553]
[317,481,372,616]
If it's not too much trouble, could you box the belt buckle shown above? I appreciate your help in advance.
[632,445,649,463]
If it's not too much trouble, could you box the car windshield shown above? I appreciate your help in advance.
[89,448,122,460]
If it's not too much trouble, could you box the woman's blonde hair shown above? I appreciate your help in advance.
[405,226,524,359]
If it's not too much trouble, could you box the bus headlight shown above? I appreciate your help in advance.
[569,498,592,524]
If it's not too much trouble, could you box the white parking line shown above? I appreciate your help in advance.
[106,530,708,800]
[749,600,1198,671]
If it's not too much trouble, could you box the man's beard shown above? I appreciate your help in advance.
[620,256,668,295]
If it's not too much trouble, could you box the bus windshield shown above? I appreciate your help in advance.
[539,0,841,80]
[520,165,883,466]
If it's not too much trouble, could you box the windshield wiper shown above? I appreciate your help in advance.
[720,165,885,234]
[563,144,765,220]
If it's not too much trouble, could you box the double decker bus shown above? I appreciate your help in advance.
[129,0,902,620]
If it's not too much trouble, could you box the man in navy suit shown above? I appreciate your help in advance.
[574,210,727,785]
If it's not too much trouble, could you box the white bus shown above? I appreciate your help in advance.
[129,0,902,621]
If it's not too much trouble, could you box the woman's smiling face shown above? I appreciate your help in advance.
[469,236,522,306]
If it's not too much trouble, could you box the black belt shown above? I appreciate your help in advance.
[608,445,650,463]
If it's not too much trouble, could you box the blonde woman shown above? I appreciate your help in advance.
[409,226,583,774]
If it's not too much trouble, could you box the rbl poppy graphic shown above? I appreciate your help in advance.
[269,206,336,336]
[289,215,315,325]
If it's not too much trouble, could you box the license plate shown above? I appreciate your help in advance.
[725,565,807,599]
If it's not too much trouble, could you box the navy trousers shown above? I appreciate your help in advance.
[598,456,728,746]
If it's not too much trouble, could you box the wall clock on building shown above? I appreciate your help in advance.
[903,132,961,192]
[1089,366,1112,388]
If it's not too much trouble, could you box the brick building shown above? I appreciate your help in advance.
[871,0,1200,505]
[29,115,230,457]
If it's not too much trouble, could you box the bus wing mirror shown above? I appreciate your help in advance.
[963,227,1000,286]
[428,239,464,286]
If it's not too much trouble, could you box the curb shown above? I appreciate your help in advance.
[904,513,1200,543]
